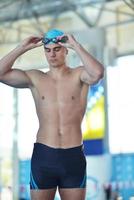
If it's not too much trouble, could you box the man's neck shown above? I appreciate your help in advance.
[49,65,69,79]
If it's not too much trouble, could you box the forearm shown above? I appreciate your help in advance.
[0,45,25,75]
[0,35,42,76]
[73,42,104,78]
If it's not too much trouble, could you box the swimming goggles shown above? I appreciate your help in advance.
[42,36,68,45]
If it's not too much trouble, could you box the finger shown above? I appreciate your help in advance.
[34,42,43,47]
[58,42,72,49]
[58,42,64,46]
[30,43,43,50]
[30,37,43,44]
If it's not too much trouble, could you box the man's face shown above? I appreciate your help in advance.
[44,44,67,68]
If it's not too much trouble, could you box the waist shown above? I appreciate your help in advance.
[34,142,84,153]
[36,127,83,148]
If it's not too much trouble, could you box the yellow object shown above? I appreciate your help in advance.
[82,96,105,140]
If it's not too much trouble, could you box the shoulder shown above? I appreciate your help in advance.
[25,69,48,86]
[69,66,83,74]
[25,69,48,78]
[70,66,84,79]
[72,66,84,74]
[67,66,85,85]
[26,69,43,75]
[73,66,92,85]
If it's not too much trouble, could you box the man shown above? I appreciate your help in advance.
[0,29,104,200]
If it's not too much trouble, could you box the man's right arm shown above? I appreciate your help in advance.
[0,35,43,88]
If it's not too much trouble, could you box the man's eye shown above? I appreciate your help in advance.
[45,48,50,52]
[54,47,61,52]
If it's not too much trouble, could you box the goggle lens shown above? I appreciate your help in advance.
[42,36,68,45]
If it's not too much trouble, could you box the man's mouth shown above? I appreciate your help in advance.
[50,59,57,62]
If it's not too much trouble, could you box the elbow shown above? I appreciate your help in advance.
[99,64,105,79]
[95,65,105,82]
[99,66,104,79]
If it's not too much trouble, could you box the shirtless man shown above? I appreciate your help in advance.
[0,29,104,200]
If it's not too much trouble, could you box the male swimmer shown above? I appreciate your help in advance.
[0,29,104,200]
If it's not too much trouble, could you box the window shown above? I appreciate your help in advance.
[107,55,134,153]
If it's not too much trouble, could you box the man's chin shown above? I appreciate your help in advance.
[51,63,61,68]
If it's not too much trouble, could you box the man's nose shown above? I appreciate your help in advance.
[50,50,56,57]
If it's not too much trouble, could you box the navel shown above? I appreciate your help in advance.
[42,96,45,100]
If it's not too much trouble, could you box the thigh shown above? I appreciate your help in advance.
[59,148,87,188]
[30,143,59,189]
[30,188,57,200]
[59,188,86,200]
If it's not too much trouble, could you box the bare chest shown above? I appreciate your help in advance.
[33,75,82,104]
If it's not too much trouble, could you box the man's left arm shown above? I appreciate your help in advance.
[62,34,104,85]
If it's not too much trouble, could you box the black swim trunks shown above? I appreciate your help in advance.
[30,143,87,189]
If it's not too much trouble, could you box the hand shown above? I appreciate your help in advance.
[19,35,43,52]
[58,34,79,49]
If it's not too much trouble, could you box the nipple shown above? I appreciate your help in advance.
[72,96,75,100]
